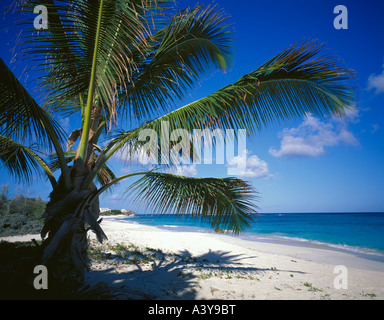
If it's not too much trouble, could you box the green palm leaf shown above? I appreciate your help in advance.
[13,0,173,120]
[153,39,357,133]
[0,57,70,187]
[117,5,233,122]
[0,135,56,187]
[103,40,356,164]
[127,172,258,234]
[0,58,66,151]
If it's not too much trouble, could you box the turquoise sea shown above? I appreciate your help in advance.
[114,212,384,258]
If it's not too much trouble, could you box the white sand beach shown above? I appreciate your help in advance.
[2,216,383,300]
[85,216,384,300]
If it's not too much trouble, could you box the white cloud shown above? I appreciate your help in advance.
[120,166,131,174]
[59,117,70,132]
[166,164,198,177]
[269,113,359,158]
[335,107,361,124]
[228,150,273,179]
[368,61,384,94]
[110,193,122,200]
[371,124,380,134]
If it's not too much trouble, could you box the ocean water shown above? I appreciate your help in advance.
[114,212,384,257]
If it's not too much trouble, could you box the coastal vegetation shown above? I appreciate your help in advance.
[0,0,356,297]
[0,189,132,237]
[0,187,46,237]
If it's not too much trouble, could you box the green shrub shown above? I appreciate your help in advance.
[0,195,46,237]
[8,196,46,217]
[0,212,43,237]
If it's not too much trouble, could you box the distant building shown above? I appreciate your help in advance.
[100,208,111,213]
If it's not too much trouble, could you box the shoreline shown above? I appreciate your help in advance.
[2,216,384,299]
[107,215,384,265]
[87,217,384,299]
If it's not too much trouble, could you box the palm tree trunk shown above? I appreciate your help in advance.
[39,161,103,294]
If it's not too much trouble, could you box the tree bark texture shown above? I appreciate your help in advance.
[39,161,107,292]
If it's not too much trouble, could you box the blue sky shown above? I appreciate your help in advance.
[1,0,384,213]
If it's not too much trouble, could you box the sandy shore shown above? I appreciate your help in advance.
[85,216,384,300]
[2,216,384,300]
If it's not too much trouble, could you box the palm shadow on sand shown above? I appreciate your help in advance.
[85,248,305,299]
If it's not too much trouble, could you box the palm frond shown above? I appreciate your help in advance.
[12,0,173,120]
[47,150,77,172]
[0,57,71,187]
[10,0,171,163]
[0,135,56,187]
[101,40,356,165]
[0,57,66,151]
[94,161,117,187]
[150,39,357,134]
[127,172,258,234]
[117,4,234,122]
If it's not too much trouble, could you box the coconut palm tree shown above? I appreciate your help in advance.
[0,0,356,291]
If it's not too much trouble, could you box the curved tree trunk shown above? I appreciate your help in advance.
[39,161,107,295]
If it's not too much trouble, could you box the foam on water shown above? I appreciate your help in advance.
[114,212,384,259]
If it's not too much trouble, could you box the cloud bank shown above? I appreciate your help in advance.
[165,164,198,177]
[228,150,273,179]
[269,113,359,158]
[368,60,384,94]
